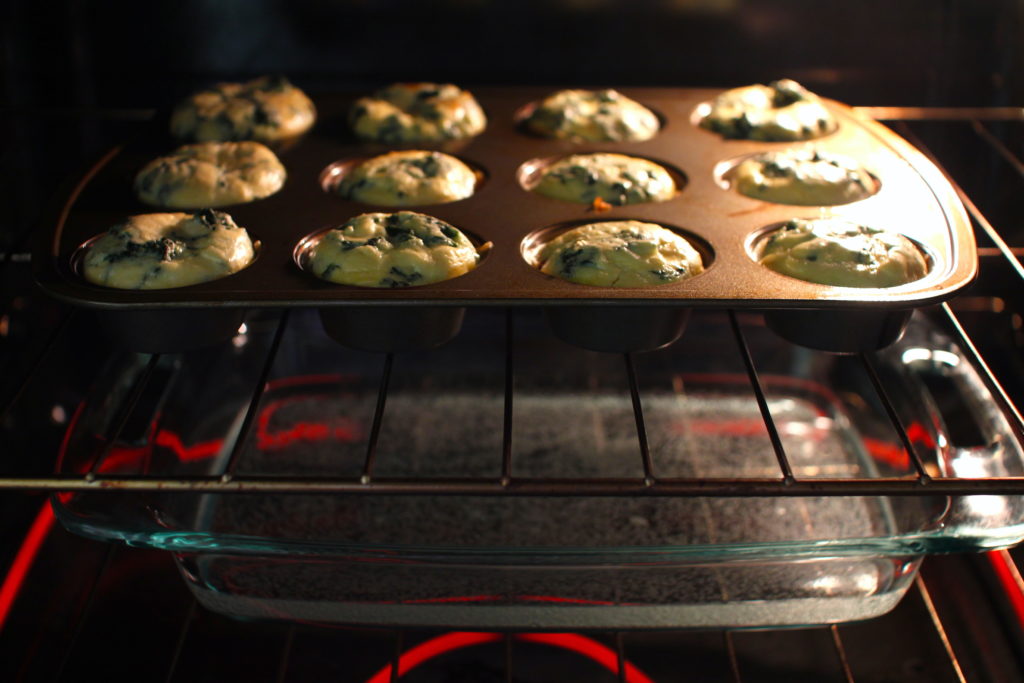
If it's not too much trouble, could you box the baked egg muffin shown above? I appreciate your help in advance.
[335,150,477,206]
[525,89,659,142]
[532,153,675,206]
[170,76,316,143]
[135,141,286,209]
[537,221,703,288]
[730,149,877,205]
[308,211,479,288]
[349,83,486,143]
[700,79,837,141]
[82,210,256,289]
[758,218,928,288]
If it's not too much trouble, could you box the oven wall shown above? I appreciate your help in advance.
[3,0,1022,109]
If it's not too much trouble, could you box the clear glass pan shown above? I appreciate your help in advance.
[52,309,1024,627]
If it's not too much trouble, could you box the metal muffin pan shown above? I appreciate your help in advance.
[34,87,976,352]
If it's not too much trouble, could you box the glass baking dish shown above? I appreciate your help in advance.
[51,308,1024,628]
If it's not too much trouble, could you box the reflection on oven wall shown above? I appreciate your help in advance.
[3,0,1022,108]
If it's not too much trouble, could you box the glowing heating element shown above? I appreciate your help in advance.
[364,631,654,683]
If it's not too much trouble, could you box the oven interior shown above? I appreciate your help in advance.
[3,1,1024,680]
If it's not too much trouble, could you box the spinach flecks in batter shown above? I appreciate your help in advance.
[196,209,229,230]
[422,235,456,248]
[385,225,415,244]
[413,102,444,122]
[558,246,597,277]
[379,115,405,143]
[137,172,156,194]
[770,80,806,108]
[252,104,280,128]
[213,111,237,138]
[380,266,423,288]
[732,113,754,139]
[627,240,656,255]
[440,225,460,241]
[650,266,687,281]
[321,263,340,279]
[105,237,185,264]
[761,160,791,178]
[408,153,442,178]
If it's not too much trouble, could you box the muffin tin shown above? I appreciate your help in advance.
[34,87,976,353]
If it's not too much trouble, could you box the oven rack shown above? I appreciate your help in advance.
[3,110,1024,499]
[0,302,1022,498]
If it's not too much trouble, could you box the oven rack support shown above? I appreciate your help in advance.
[2,108,1024,499]
[1,302,1023,498]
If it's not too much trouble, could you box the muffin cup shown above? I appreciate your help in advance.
[295,225,480,353]
[319,154,487,205]
[545,305,690,353]
[763,308,912,353]
[318,306,465,353]
[92,307,247,353]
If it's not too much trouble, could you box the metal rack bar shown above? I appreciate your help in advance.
[972,119,1024,179]
[916,576,968,683]
[276,625,295,683]
[724,631,742,683]
[222,311,290,477]
[615,632,627,683]
[0,308,74,421]
[624,353,655,484]
[163,600,196,683]
[504,633,513,683]
[389,630,403,683]
[858,353,932,482]
[895,122,1024,283]
[5,473,1024,495]
[939,303,1024,438]
[501,309,515,484]
[53,544,118,682]
[856,106,1024,121]
[954,178,1024,281]
[830,625,855,683]
[361,353,394,483]
[87,353,163,477]
[728,310,795,484]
